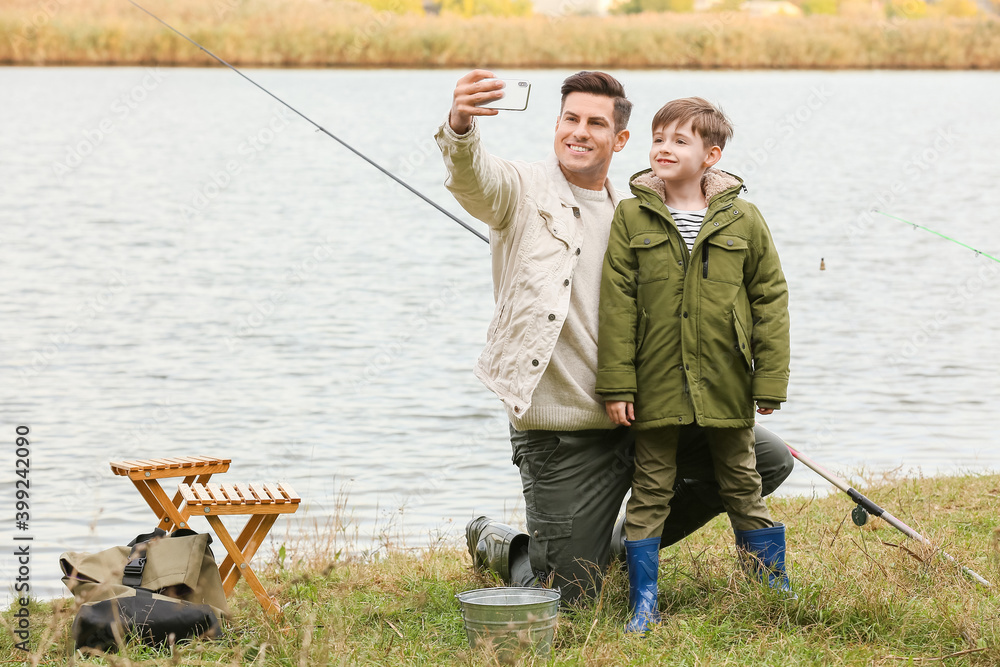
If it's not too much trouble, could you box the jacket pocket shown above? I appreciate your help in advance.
[732,309,752,370]
[630,232,672,284]
[705,235,748,286]
[523,212,569,268]
[635,308,649,352]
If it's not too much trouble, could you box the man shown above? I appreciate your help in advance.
[435,70,793,602]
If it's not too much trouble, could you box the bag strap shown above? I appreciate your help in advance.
[122,527,166,588]
[127,527,167,547]
[121,527,212,589]
[122,543,149,588]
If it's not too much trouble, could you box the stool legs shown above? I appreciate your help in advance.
[207,514,281,615]
[132,479,192,532]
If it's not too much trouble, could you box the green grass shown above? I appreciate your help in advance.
[3,472,999,665]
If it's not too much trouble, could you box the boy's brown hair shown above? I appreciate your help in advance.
[560,71,632,134]
[651,97,733,151]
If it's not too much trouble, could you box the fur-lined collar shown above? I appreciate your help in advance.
[630,168,742,205]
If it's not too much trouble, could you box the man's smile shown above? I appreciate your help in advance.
[567,143,592,153]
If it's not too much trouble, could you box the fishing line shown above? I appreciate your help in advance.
[126,0,489,244]
[875,210,999,264]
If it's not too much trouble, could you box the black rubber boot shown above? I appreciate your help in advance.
[465,516,534,586]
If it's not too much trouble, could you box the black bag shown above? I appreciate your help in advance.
[61,528,228,652]
[71,589,221,652]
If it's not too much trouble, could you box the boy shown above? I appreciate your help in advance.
[596,98,791,633]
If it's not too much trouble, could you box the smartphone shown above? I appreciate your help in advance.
[479,79,531,112]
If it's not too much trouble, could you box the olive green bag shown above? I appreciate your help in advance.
[60,528,230,651]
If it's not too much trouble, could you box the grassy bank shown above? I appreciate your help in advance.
[2,0,1000,68]
[3,472,999,665]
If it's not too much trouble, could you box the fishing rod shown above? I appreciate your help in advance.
[130,5,994,585]
[875,210,999,264]
[125,0,489,244]
[785,443,991,587]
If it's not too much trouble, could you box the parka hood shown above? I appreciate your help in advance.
[629,168,743,206]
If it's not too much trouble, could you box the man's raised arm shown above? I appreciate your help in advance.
[435,70,525,233]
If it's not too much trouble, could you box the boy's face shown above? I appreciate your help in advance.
[648,119,721,186]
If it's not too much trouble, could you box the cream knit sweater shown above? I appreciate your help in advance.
[510,183,617,431]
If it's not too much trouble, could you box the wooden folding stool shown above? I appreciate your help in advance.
[179,481,301,615]
[110,456,232,532]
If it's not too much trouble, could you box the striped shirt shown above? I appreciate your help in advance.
[667,205,707,251]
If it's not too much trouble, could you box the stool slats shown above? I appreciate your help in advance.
[249,483,272,504]
[263,483,284,503]
[207,483,230,504]
[177,480,301,616]
[221,483,243,503]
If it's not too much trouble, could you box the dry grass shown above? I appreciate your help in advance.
[2,0,1000,68]
[1,471,998,664]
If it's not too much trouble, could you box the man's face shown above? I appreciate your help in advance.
[553,92,629,190]
[648,119,717,186]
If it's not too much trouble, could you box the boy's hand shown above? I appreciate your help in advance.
[756,406,774,415]
[605,401,634,426]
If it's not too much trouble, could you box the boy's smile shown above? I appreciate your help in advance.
[648,119,718,187]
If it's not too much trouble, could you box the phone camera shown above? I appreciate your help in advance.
[518,81,528,87]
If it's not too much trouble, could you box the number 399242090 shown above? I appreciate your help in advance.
[15,425,30,522]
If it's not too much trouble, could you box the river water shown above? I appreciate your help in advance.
[2,68,998,599]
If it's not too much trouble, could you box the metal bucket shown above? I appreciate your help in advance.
[456,587,560,661]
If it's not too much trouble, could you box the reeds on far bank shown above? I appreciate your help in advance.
[2,472,999,665]
[2,0,1000,69]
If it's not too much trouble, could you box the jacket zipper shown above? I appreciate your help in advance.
[702,244,709,279]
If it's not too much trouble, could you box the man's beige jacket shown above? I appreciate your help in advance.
[435,120,622,417]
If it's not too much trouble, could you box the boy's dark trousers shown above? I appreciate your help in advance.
[505,423,792,602]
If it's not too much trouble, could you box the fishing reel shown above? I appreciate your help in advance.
[851,504,869,526]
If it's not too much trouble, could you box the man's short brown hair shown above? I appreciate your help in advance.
[651,97,733,151]
[560,71,632,134]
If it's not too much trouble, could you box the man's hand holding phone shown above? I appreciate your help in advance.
[449,70,529,135]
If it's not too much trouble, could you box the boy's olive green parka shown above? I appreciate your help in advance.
[596,169,790,430]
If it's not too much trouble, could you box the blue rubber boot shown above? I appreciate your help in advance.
[624,537,661,633]
[734,523,795,596]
